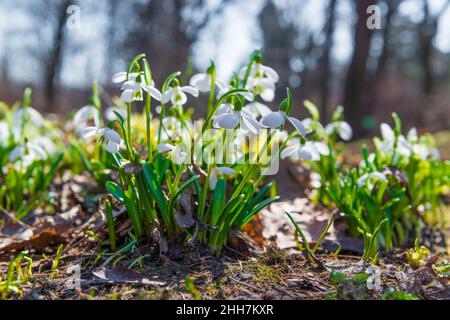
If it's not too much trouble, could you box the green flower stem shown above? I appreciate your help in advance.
[198,166,212,222]
[145,94,153,160]
[127,102,132,144]
[202,89,249,134]
[207,71,216,116]
[157,104,166,144]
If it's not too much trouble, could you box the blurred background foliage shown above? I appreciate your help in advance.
[0,0,449,138]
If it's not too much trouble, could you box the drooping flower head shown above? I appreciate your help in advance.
[112,71,162,103]
[161,80,199,107]
[79,126,123,154]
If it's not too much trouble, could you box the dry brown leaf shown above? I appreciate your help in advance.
[92,267,165,286]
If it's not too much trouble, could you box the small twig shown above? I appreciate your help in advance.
[229,276,266,293]
[0,209,33,229]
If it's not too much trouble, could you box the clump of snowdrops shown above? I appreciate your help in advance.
[281,101,353,205]
[282,101,448,261]
[0,89,64,219]
[74,51,314,255]
[325,114,448,260]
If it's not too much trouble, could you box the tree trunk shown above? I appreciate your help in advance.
[343,0,376,138]
[43,0,71,112]
[319,0,337,123]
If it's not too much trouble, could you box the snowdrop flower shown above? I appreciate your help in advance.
[246,77,277,102]
[357,172,388,191]
[301,118,324,135]
[32,136,57,156]
[377,123,411,157]
[240,62,279,102]
[240,62,279,84]
[9,142,47,169]
[209,167,236,190]
[405,127,440,160]
[79,127,123,154]
[73,105,101,128]
[0,121,9,145]
[158,116,192,142]
[213,104,261,134]
[112,72,132,84]
[281,139,328,161]
[105,106,127,121]
[156,143,187,165]
[189,73,228,93]
[243,102,273,118]
[112,72,162,103]
[260,111,307,136]
[310,172,322,189]
[325,121,353,141]
[13,106,44,127]
[407,127,418,144]
[161,85,199,106]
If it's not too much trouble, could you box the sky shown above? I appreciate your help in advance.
[0,0,449,87]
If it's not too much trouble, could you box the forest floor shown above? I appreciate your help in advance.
[0,133,449,300]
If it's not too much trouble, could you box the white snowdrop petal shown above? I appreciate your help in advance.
[281,146,299,159]
[142,85,162,101]
[238,91,254,101]
[298,147,314,161]
[287,117,307,136]
[339,122,353,141]
[217,167,236,175]
[0,122,9,143]
[121,80,139,91]
[255,102,272,116]
[105,106,127,121]
[325,123,335,135]
[260,112,285,129]
[357,172,387,188]
[173,149,187,165]
[216,113,240,129]
[161,90,173,104]
[261,65,280,82]
[112,72,127,83]
[190,74,210,92]
[105,140,120,154]
[215,79,228,91]
[180,86,199,97]
[241,112,261,134]
[209,170,218,190]
[407,127,418,143]
[380,123,394,140]
[357,174,369,188]
[260,88,275,102]
[313,142,330,156]
[120,89,135,103]
[28,143,47,159]
[259,78,276,90]
[217,88,229,99]
[189,73,204,86]
[172,90,187,105]
[34,137,56,154]
[128,73,139,82]
[73,106,91,125]
[244,102,272,117]
[9,146,25,162]
[157,143,175,153]
[103,128,122,144]
[27,107,44,126]
[215,104,233,117]
[79,127,100,139]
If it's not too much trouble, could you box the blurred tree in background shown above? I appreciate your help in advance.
[0,0,449,136]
